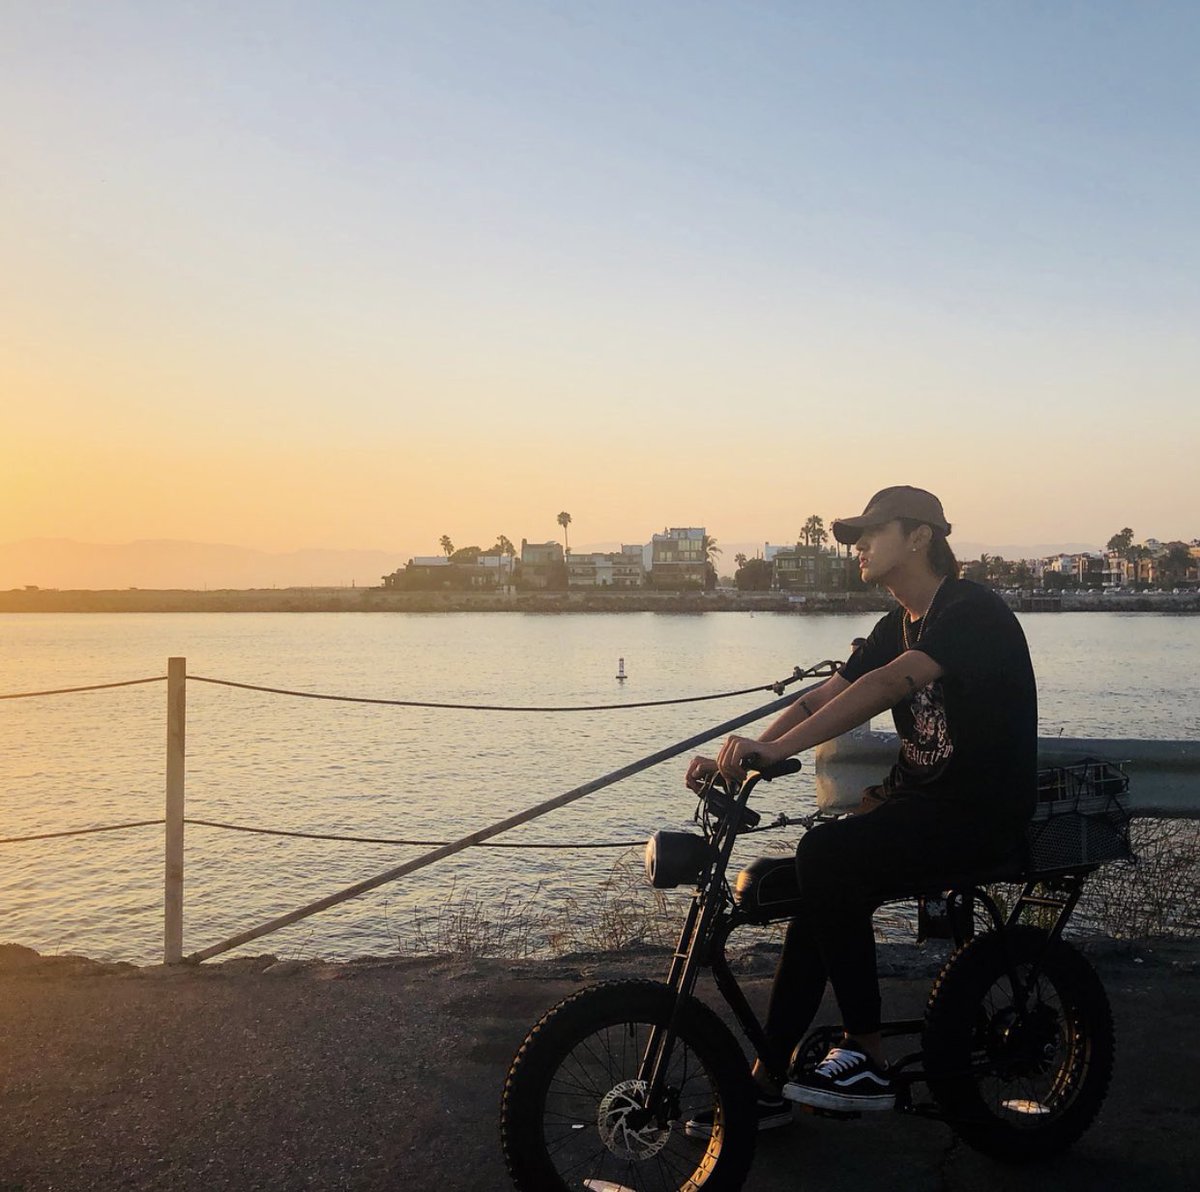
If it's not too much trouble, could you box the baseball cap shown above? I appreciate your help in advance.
[831,486,952,546]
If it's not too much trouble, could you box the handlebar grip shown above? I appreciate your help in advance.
[743,755,803,781]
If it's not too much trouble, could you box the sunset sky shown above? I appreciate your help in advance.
[3,2,1197,565]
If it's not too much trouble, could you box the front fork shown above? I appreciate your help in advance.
[633,814,750,1117]
[632,879,723,1116]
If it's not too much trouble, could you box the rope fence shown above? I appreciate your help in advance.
[183,818,647,849]
[0,675,166,700]
[3,655,835,963]
[0,816,645,850]
[1,669,819,712]
[0,819,166,845]
[185,673,800,711]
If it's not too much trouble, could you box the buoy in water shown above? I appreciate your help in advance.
[616,656,627,681]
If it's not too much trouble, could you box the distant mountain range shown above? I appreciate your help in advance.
[1,537,1104,591]
[0,539,408,591]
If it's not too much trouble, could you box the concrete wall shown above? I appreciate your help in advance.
[813,729,1200,817]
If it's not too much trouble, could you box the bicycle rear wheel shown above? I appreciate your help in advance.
[501,979,757,1191]
[923,925,1114,1161]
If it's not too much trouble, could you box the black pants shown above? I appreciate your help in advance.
[764,793,1022,1056]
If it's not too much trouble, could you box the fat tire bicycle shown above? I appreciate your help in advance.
[500,754,1128,1191]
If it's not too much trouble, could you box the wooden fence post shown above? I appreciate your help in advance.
[164,657,186,964]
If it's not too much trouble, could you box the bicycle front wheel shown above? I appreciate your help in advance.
[501,979,757,1192]
[923,924,1114,1161]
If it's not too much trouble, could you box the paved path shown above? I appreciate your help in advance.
[0,940,1195,1191]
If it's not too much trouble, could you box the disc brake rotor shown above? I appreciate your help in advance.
[596,1080,672,1160]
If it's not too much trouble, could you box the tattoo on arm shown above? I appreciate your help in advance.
[904,674,917,694]
[798,699,813,717]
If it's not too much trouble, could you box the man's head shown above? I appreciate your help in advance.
[832,487,958,584]
[831,486,950,546]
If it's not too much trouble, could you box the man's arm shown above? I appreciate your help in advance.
[684,672,847,791]
[717,649,945,778]
[757,672,848,742]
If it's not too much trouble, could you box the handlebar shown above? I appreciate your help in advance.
[698,756,804,834]
[741,755,804,782]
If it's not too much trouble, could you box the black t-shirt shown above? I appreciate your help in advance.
[839,579,1037,826]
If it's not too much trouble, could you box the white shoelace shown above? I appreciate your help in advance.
[815,1046,868,1077]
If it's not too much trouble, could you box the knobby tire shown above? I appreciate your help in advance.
[922,924,1114,1161]
[501,979,757,1192]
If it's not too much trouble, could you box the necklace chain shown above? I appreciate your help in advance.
[902,576,948,650]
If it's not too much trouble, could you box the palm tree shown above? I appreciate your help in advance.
[800,515,827,548]
[556,511,572,554]
[700,534,722,591]
[439,535,454,558]
[734,552,748,570]
[966,553,991,583]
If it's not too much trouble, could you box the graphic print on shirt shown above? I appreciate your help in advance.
[900,680,954,773]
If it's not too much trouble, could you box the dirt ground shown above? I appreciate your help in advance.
[0,938,1196,1191]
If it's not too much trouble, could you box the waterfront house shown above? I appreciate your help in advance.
[476,548,516,585]
[520,539,566,589]
[381,557,449,589]
[567,550,644,588]
[650,528,707,589]
[771,546,851,592]
[393,556,500,590]
[1074,552,1107,588]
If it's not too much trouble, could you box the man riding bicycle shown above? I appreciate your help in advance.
[686,485,1037,1126]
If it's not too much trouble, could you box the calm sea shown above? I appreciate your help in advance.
[2,611,1197,964]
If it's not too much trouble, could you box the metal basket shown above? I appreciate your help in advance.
[1025,759,1133,874]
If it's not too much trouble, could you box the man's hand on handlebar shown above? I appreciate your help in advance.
[686,738,794,791]
[685,755,719,793]
[717,735,785,783]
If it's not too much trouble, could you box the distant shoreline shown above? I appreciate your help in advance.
[0,587,889,614]
[2,587,1197,614]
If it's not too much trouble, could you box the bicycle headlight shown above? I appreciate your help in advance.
[644,830,710,889]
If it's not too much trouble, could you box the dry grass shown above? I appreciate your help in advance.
[540,851,683,955]
[385,878,546,958]
[1072,817,1200,938]
[384,849,687,959]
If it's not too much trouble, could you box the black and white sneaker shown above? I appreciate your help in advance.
[782,1043,894,1112]
[684,1095,792,1138]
